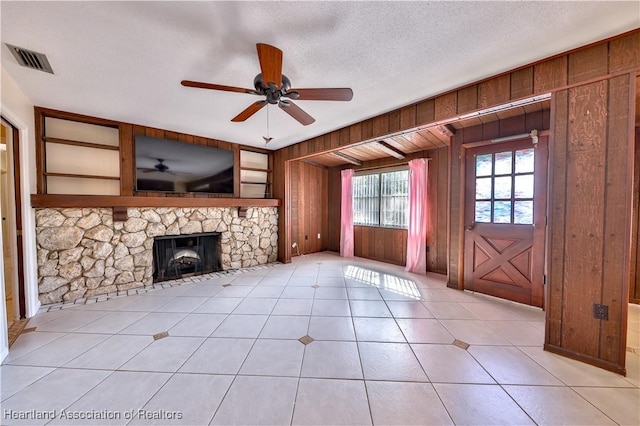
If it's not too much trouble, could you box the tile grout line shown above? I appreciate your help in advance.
[288,261,314,426]
[346,265,376,426]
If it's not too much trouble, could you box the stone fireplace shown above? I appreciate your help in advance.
[35,206,278,304]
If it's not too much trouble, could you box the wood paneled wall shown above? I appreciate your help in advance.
[273,150,289,262]
[427,147,449,274]
[289,161,328,256]
[628,78,640,304]
[327,166,341,253]
[631,127,640,304]
[325,148,448,272]
[353,226,407,266]
[274,30,639,374]
[546,75,634,374]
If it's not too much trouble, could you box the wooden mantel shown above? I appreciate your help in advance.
[31,194,280,208]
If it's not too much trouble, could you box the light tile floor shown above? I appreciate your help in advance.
[2,252,640,425]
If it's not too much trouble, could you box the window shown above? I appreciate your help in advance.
[353,169,409,228]
[474,148,535,225]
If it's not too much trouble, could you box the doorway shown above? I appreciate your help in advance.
[1,117,25,327]
[463,137,548,308]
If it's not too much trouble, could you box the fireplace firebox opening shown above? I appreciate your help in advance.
[153,232,222,283]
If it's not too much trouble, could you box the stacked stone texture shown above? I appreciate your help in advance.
[35,207,278,304]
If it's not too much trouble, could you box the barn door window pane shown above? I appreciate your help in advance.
[475,201,492,223]
[494,152,513,175]
[476,154,492,176]
[475,177,492,199]
[514,201,534,224]
[493,201,512,223]
[515,148,535,173]
[494,176,512,199]
[515,174,534,198]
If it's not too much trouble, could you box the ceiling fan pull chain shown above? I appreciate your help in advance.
[263,104,273,145]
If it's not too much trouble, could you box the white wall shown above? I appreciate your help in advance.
[1,67,36,193]
[0,66,40,361]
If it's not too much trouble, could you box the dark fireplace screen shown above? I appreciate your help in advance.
[153,232,222,283]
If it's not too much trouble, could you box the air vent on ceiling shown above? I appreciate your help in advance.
[6,44,54,74]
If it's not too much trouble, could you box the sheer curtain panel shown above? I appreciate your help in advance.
[405,159,428,273]
[340,169,355,257]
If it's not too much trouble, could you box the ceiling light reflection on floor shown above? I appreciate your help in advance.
[344,265,421,300]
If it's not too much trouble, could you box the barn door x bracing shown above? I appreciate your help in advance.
[464,137,547,308]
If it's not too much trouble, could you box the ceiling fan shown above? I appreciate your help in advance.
[181,43,353,126]
[139,159,176,175]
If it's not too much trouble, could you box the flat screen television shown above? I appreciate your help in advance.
[134,135,234,194]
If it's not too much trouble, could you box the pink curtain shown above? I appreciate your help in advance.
[405,158,428,273]
[340,169,354,257]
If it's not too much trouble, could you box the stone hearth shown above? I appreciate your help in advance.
[35,207,278,304]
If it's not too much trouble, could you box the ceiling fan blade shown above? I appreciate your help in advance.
[181,80,258,95]
[289,88,353,101]
[256,43,283,89]
[231,100,267,122]
[279,101,315,126]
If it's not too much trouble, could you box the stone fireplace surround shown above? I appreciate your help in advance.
[35,206,278,304]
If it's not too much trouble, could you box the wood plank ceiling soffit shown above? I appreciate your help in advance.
[299,96,551,168]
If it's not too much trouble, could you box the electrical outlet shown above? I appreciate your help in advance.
[317,233,321,239]
[305,235,308,240]
[593,303,608,320]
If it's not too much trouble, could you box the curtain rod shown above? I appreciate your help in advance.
[353,157,431,173]
[490,129,539,144]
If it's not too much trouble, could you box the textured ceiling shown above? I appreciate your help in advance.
[1,1,638,151]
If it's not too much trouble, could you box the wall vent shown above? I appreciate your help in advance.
[6,44,54,74]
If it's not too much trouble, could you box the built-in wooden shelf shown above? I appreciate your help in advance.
[44,172,120,180]
[240,181,272,185]
[240,166,272,173]
[44,137,120,151]
[31,194,280,208]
